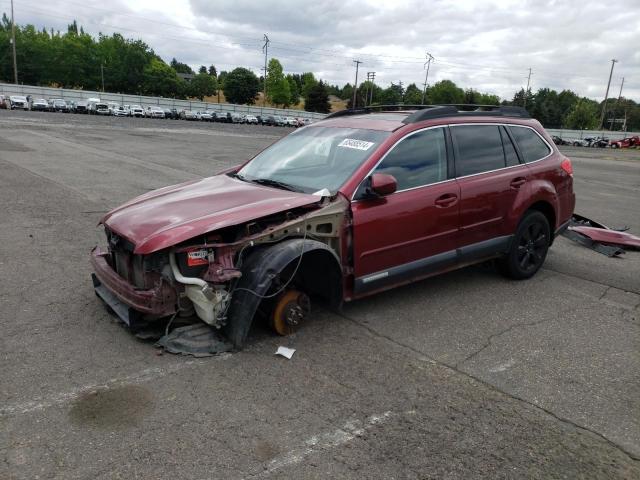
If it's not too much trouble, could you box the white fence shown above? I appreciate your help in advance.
[546,128,640,142]
[0,82,328,120]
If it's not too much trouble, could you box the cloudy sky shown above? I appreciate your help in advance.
[6,0,640,101]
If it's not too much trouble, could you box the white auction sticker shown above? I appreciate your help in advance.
[338,138,375,151]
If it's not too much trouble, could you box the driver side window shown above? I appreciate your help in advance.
[375,128,447,191]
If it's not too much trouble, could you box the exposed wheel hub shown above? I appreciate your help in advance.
[271,290,310,336]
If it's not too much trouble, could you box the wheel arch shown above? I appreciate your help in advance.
[223,238,343,348]
[523,200,556,244]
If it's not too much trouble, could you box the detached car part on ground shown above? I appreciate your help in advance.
[91,104,576,355]
[561,213,640,257]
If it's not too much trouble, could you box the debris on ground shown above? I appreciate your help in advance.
[275,346,296,359]
[561,214,640,257]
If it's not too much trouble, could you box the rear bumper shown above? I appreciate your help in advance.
[90,247,176,320]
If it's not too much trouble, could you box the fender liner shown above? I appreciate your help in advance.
[222,239,342,348]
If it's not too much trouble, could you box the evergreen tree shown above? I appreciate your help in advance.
[304,81,331,113]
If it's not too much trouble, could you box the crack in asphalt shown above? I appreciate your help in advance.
[542,266,640,296]
[336,311,640,463]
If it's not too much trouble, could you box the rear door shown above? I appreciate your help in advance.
[351,126,460,295]
[451,124,529,261]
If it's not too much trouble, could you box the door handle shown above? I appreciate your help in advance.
[435,193,458,207]
[510,177,527,189]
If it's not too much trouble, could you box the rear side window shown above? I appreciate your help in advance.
[452,125,505,176]
[374,127,447,190]
[509,126,551,162]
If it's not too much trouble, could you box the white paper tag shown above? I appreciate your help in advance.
[338,138,375,151]
[275,346,296,359]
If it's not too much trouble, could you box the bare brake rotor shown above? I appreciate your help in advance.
[270,290,311,336]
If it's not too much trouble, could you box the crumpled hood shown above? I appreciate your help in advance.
[101,174,320,254]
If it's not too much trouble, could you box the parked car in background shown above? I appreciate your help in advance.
[86,98,101,114]
[146,106,166,119]
[162,108,179,119]
[591,137,609,148]
[180,109,198,120]
[208,111,223,122]
[283,116,297,127]
[230,112,244,123]
[107,102,119,114]
[551,135,571,146]
[9,95,29,110]
[262,115,278,126]
[49,98,69,112]
[244,114,259,124]
[609,136,640,148]
[113,106,129,117]
[95,102,111,115]
[195,111,213,121]
[75,100,88,114]
[130,105,144,117]
[31,98,49,111]
[0,94,8,108]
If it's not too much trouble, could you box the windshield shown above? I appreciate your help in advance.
[237,126,390,194]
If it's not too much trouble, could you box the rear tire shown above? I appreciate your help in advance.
[498,211,550,280]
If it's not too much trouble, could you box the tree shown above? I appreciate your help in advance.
[189,72,217,100]
[223,67,260,104]
[404,83,423,104]
[427,80,464,104]
[142,58,182,97]
[286,74,300,106]
[170,58,194,74]
[379,83,404,105]
[304,81,331,113]
[266,58,290,106]
[198,65,207,74]
[208,65,217,77]
[301,72,318,97]
[564,100,598,130]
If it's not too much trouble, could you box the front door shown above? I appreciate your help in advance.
[351,126,460,295]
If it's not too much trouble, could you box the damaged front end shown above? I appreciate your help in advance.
[90,195,349,355]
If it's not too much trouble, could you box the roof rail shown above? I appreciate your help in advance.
[323,104,530,123]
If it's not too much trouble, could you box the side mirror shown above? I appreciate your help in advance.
[368,173,397,197]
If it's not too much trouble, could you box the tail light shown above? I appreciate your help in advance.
[561,158,573,176]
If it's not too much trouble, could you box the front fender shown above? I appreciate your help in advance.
[223,239,341,348]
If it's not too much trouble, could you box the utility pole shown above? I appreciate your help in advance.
[609,77,624,131]
[599,59,617,130]
[365,72,375,106]
[369,71,376,106]
[352,60,362,108]
[398,80,404,103]
[523,68,532,109]
[101,61,105,92]
[262,34,270,107]
[10,0,18,84]
[421,52,433,104]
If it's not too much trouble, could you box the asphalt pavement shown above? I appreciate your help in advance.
[0,111,638,479]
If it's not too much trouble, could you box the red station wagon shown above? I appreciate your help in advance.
[91,105,575,352]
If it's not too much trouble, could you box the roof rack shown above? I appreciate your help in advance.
[323,104,530,123]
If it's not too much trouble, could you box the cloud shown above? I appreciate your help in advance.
[9,0,640,101]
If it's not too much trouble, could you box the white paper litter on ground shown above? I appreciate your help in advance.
[275,346,296,359]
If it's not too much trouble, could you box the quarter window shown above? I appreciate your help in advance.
[509,126,551,162]
[374,128,447,190]
[452,125,505,176]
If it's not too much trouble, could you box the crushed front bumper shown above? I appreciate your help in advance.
[90,247,176,326]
